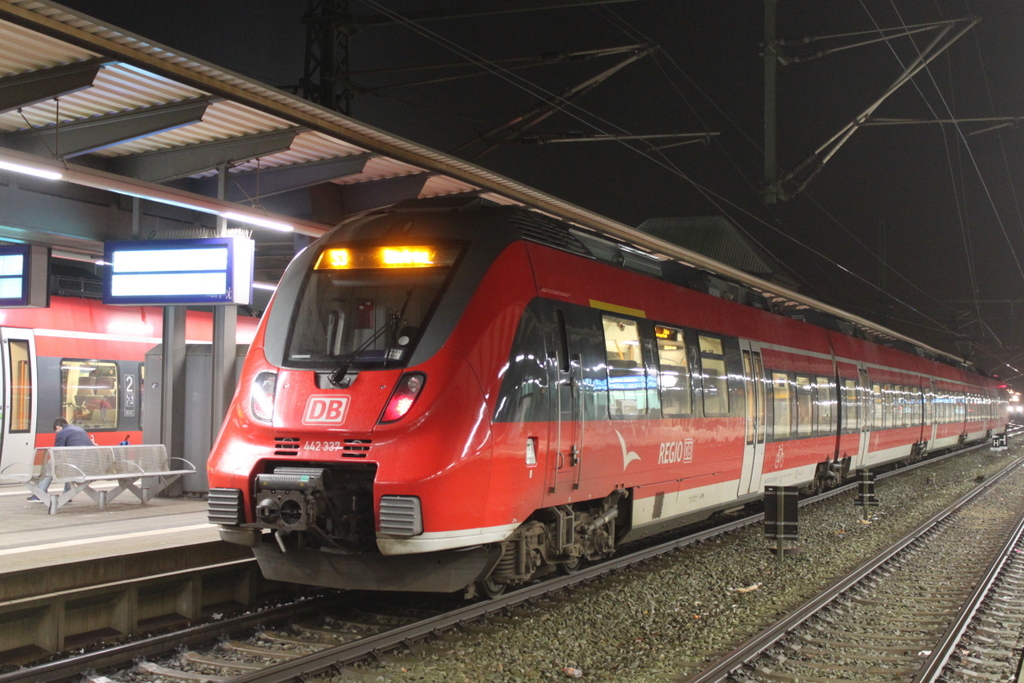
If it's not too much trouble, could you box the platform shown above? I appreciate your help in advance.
[0,482,219,575]
[0,483,286,662]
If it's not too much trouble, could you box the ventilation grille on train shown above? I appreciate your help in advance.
[274,437,300,456]
[207,488,244,526]
[510,211,592,257]
[343,439,371,456]
[273,437,372,457]
[379,496,423,537]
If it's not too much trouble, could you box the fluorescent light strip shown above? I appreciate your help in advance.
[253,281,277,291]
[221,211,294,232]
[0,149,316,235]
[0,159,63,181]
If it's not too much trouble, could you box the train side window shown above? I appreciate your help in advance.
[8,340,31,434]
[493,308,547,424]
[880,384,891,428]
[895,385,906,427]
[871,383,883,429]
[655,325,691,417]
[771,372,791,440]
[602,315,647,417]
[698,335,729,416]
[841,378,858,433]
[815,376,834,436]
[61,360,119,430]
[795,375,813,437]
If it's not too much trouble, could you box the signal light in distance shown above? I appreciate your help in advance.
[380,373,426,423]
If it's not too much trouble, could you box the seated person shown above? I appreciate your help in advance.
[27,417,94,502]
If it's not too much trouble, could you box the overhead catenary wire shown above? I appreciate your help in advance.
[356,0,1012,369]
[867,0,1024,354]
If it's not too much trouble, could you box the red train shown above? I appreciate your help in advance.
[0,296,258,481]
[207,199,1008,596]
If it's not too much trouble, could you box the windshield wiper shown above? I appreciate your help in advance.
[328,289,415,386]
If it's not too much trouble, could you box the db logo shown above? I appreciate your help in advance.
[302,396,350,425]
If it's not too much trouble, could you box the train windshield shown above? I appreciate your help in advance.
[284,244,459,368]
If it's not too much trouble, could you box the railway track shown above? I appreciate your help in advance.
[683,454,1024,683]
[4,438,1014,683]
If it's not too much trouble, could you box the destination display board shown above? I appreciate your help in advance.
[103,238,254,306]
[0,244,50,308]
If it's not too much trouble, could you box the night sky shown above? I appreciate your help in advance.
[54,0,1024,385]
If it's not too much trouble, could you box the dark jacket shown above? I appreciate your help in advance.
[56,424,92,447]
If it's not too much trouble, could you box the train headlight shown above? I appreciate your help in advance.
[380,372,426,423]
[251,371,278,423]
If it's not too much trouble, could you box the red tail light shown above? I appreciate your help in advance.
[380,373,426,423]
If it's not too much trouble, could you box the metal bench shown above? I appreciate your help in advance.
[24,444,196,514]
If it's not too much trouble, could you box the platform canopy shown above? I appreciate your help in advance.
[0,0,963,363]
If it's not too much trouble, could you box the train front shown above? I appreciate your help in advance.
[207,203,525,593]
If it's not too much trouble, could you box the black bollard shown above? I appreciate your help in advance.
[764,485,799,561]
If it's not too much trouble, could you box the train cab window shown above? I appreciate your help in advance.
[772,372,791,440]
[815,376,834,435]
[602,315,648,417]
[61,360,118,430]
[8,340,31,433]
[655,325,691,417]
[795,375,813,437]
[698,335,729,416]
[286,244,461,368]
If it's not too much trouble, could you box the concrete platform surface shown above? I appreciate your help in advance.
[0,483,219,575]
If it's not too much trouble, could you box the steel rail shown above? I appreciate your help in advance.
[0,593,346,683]
[227,441,1005,683]
[3,438,1007,683]
[912,501,1024,682]
[681,455,1024,683]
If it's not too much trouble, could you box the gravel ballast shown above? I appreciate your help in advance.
[341,445,1020,683]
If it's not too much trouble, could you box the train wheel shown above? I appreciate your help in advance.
[558,556,584,575]
[478,576,506,599]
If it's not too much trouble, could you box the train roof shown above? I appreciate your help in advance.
[358,198,985,377]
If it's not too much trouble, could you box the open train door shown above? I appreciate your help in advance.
[737,339,767,496]
[0,328,37,480]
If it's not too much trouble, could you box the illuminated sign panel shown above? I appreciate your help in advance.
[103,238,254,306]
[0,244,50,308]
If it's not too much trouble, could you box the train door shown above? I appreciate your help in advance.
[854,365,871,467]
[737,340,767,496]
[546,309,582,496]
[0,329,37,479]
